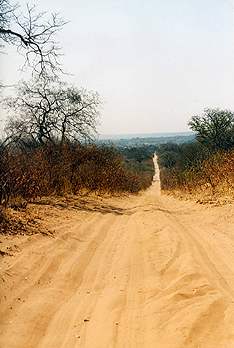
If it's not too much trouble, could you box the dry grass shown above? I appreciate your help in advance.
[160,150,234,203]
[0,143,152,208]
[0,206,48,236]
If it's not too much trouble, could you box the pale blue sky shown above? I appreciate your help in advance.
[1,0,234,135]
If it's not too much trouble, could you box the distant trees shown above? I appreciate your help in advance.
[120,145,156,163]
[4,78,101,147]
[0,0,65,78]
[157,142,209,171]
[189,108,234,151]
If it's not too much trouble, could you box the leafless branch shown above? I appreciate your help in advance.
[0,0,66,78]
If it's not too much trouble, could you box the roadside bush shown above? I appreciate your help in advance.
[0,142,153,208]
[159,147,234,197]
[158,108,234,199]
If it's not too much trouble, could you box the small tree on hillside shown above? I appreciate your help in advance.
[189,108,234,151]
[4,78,101,147]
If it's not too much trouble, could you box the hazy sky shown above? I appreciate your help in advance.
[1,0,234,135]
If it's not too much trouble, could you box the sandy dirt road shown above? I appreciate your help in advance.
[1,155,234,348]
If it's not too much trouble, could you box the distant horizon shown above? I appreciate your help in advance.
[98,131,194,140]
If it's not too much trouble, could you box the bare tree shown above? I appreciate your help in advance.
[0,0,66,77]
[4,78,101,146]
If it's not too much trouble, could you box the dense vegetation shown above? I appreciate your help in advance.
[0,142,156,211]
[158,109,234,198]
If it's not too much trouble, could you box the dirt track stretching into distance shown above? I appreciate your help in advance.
[1,155,234,347]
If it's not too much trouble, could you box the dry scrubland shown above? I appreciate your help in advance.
[0,112,233,348]
[0,143,154,237]
[0,64,233,348]
[1,3,234,346]
[157,108,234,203]
[160,149,234,203]
[0,157,234,348]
